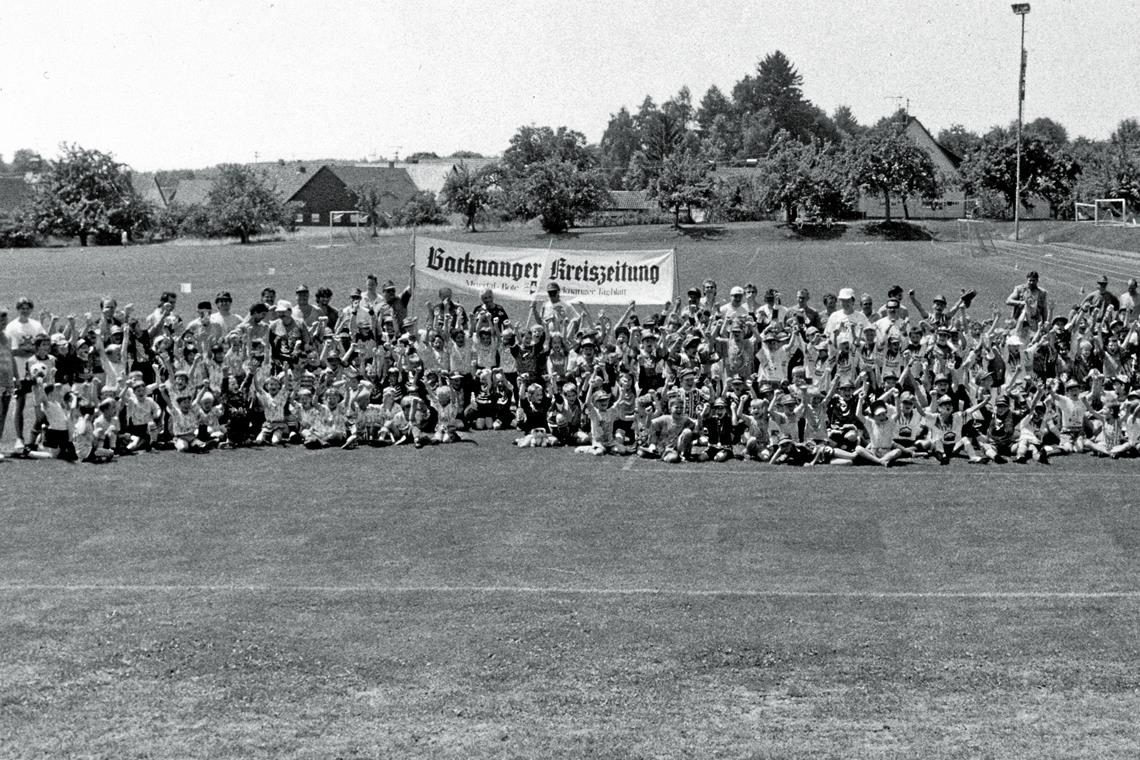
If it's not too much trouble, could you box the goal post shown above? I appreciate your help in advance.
[956,218,998,257]
[1094,198,1127,226]
[328,210,365,245]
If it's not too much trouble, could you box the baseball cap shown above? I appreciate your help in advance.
[547,283,560,292]
[295,284,309,293]
[686,287,701,298]
[275,299,293,312]
[197,300,212,311]
[350,288,362,299]
[932,294,947,304]
[382,280,397,291]
[730,286,745,296]
[886,298,900,308]
[838,288,855,300]
[1097,275,1109,284]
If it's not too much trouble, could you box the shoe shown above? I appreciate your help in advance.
[939,452,951,465]
[1037,450,1050,465]
[960,289,977,308]
[1015,455,1029,464]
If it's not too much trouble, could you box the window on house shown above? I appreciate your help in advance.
[311,213,320,223]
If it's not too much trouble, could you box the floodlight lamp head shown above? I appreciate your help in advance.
[1011,3,1031,14]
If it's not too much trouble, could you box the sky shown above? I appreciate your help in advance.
[2,0,1138,171]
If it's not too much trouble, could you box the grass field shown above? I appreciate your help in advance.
[3,222,1140,757]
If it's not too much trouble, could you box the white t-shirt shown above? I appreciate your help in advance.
[5,318,45,374]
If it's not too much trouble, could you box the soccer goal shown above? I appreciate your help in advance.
[1074,198,1128,225]
[957,218,999,257]
[328,210,366,245]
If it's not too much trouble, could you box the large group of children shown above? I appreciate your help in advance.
[3,269,1139,466]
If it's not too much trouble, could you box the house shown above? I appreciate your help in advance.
[586,189,667,225]
[855,117,970,220]
[168,178,215,207]
[129,172,170,208]
[373,158,499,199]
[0,176,33,220]
[288,165,419,226]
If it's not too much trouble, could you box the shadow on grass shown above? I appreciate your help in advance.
[674,224,727,240]
[780,222,849,241]
[863,220,934,241]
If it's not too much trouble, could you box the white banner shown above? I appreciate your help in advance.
[413,237,675,307]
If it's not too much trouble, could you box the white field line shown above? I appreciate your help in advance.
[1,583,1139,599]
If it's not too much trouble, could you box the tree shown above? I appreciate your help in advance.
[649,150,715,227]
[10,148,44,175]
[406,151,440,162]
[696,85,734,136]
[832,106,865,140]
[1023,117,1069,146]
[599,107,640,188]
[506,159,610,233]
[390,191,448,228]
[448,150,485,159]
[936,124,983,160]
[347,181,400,236]
[754,132,851,223]
[732,51,829,145]
[960,137,1081,218]
[847,125,943,221]
[501,125,593,173]
[30,143,149,246]
[441,161,498,231]
[204,164,292,244]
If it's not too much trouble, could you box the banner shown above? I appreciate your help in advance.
[413,237,675,307]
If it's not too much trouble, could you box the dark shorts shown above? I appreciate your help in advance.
[43,428,70,449]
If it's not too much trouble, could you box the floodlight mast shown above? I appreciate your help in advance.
[1012,3,1030,241]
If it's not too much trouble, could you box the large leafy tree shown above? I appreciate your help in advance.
[847,124,943,221]
[754,132,852,223]
[30,143,150,246]
[441,161,498,231]
[501,125,594,173]
[960,137,1081,219]
[649,149,715,227]
[204,164,292,244]
[507,158,610,233]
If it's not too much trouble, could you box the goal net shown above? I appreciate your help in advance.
[1074,198,1128,225]
[329,210,366,245]
[956,218,998,257]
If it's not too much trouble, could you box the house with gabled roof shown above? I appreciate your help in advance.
[0,176,33,220]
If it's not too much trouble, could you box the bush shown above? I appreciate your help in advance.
[390,191,447,227]
[862,220,933,240]
[0,214,37,248]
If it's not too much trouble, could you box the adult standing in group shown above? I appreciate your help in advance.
[144,291,178,331]
[376,267,414,334]
[1119,278,1138,318]
[787,288,822,331]
[719,286,750,320]
[429,288,469,334]
[360,274,384,314]
[1006,270,1049,333]
[1081,275,1119,318]
[209,291,243,336]
[292,285,319,329]
[824,288,871,342]
[532,283,577,334]
[472,289,510,328]
[5,297,46,454]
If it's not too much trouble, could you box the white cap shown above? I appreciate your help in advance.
[730,286,745,296]
[275,299,293,312]
[838,287,856,300]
